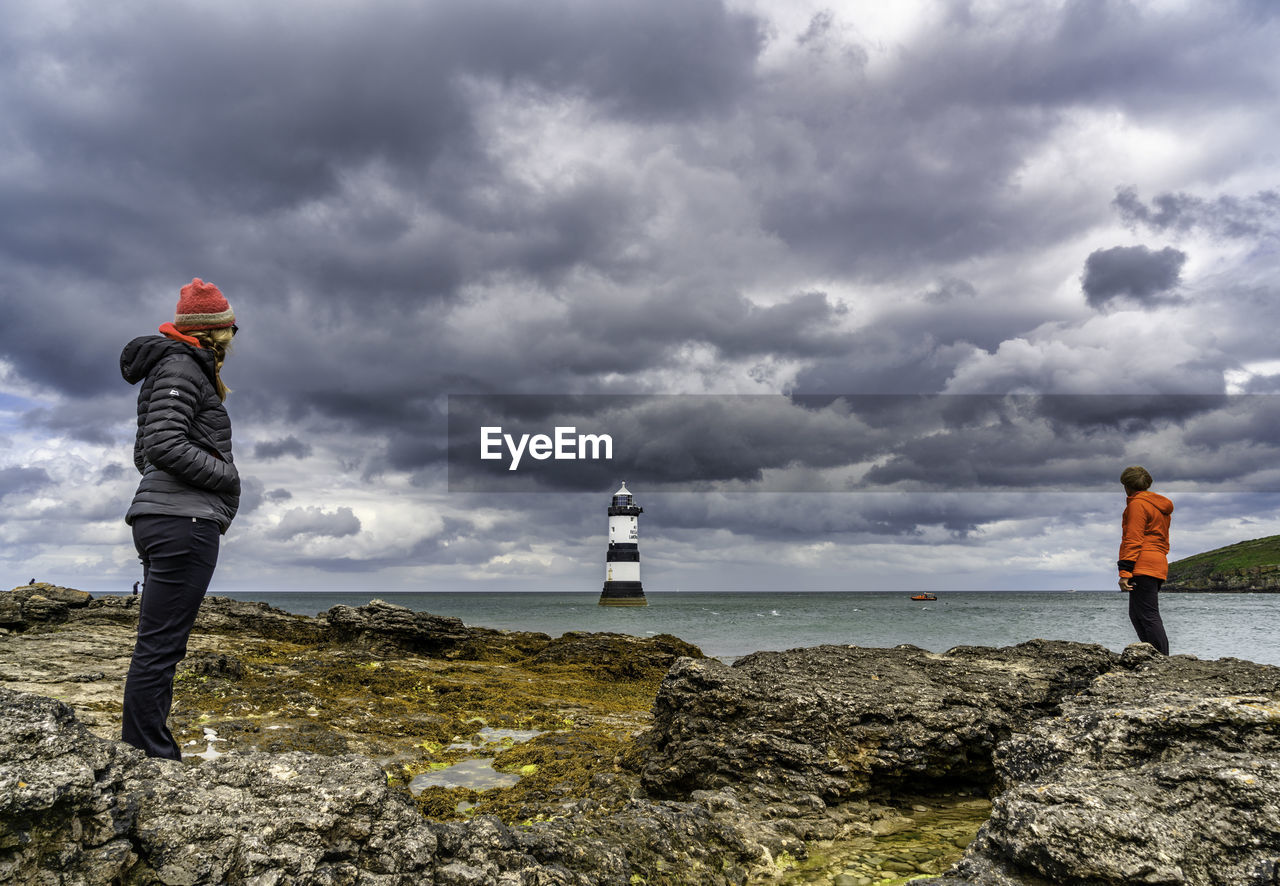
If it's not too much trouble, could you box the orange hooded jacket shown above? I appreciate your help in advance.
[1117,490,1174,580]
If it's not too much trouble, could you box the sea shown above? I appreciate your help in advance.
[193,590,1280,667]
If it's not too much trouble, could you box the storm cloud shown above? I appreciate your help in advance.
[269,506,363,542]
[1081,245,1187,309]
[254,436,313,461]
[0,466,52,500]
[1115,187,1280,240]
[2,0,1279,592]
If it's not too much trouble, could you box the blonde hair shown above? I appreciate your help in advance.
[1120,465,1152,492]
[189,328,234,401]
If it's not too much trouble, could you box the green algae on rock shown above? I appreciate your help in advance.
[757,797,990,885]
[10,589,1280,885]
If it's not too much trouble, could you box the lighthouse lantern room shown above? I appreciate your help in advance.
[599,482,646,606]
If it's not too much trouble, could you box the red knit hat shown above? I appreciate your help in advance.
[173,278,235,332]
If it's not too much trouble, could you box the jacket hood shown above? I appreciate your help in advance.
[1130,489,1174,515]
[120,335,215,386]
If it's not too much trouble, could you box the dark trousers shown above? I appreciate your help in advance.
[1128,574,1169,655]
[122,515,220,759]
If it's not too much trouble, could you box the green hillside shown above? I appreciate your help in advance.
[1166,534,1280,586]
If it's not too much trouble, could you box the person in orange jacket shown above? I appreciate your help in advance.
[1117,465,1173,654]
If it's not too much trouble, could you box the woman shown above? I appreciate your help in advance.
[1117,465,1173,655]
[119,278,240,758]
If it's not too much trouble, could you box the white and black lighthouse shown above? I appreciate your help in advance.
[600,482,646,606]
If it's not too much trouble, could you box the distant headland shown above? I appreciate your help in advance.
[1165,534,1280,592]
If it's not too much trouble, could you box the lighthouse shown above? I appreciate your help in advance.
[600,482,646,606]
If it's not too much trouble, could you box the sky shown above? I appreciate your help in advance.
[2,0,1280,594]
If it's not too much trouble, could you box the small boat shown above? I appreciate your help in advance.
[910,593,938,602]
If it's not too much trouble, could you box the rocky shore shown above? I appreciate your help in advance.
[3,584,1280,884]
[1164,563,1280,593]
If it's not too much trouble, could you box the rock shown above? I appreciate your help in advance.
[1,582,93,630]
[323,599,551,660]
[77,594,325,646]
[524,631,703,678]
[193,596,327,645]
[871,816,915,837]
[178,651,245,680]
[635,640,1119,806]
[0,687,764,885]
[0,590,73,629]
[79,592,139,617]
[13,594,1280,886]
[8,582,93,607]
[20,594,70,625]
[326,598,469,644]
[918,648,1280,886]
[0,593,25,628]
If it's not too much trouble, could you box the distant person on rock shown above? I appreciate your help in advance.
[1117,465,1173,655]
[119,278,241,759]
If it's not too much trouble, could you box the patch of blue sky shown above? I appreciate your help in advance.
[0,391,45,434]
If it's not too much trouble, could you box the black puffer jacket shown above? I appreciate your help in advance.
[121,335,240,532]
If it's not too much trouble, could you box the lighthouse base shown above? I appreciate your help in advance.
[599,581,646,607]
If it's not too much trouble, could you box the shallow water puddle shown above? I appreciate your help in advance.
[411,726,546,795]
[448,726,544,751]
[183,727,226,762]
[409,758,521,793]
[765,798,989,885]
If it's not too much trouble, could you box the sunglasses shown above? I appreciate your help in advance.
[230,325,239,336]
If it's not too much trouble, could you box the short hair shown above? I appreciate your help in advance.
[1120,465,1152,491]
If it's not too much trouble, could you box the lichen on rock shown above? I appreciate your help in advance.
[8,587,1280,885]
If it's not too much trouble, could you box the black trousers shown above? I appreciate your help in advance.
[122,514,220,759]
[1128,574,1169,655]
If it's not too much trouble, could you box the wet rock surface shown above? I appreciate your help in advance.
[0,583,92,631]
[524,630,704,678]
[324,598,533,658]
[919,645,1280,886]
[0,688,767,885]
[78,593,326,646]
[771,797,991,884]
[6,587,1280,884]
[637,640,1119,804]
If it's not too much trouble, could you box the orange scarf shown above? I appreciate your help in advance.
[158,322,202,347]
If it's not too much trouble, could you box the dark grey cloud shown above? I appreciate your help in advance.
[23,397,131,447]
[3,0,761,211]
[649,491,1110,542]
[924,278,978,304]
[791,283,1025,395]
[0,466,52,499]
[98,464,127,483]
[1115,187,1280,240]
[0,0,1266,412]
[3,1,1279,591]
[254,436,313,461]
[562,288,851,370]
[447,394,1280,493]
[211,285,855,486]
[235,476,266,517]
[1081,245,1186,309]
[269,506,362,541]
[974,0,1272,110]
[742,1,1278,277]
[0,0,764,398]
